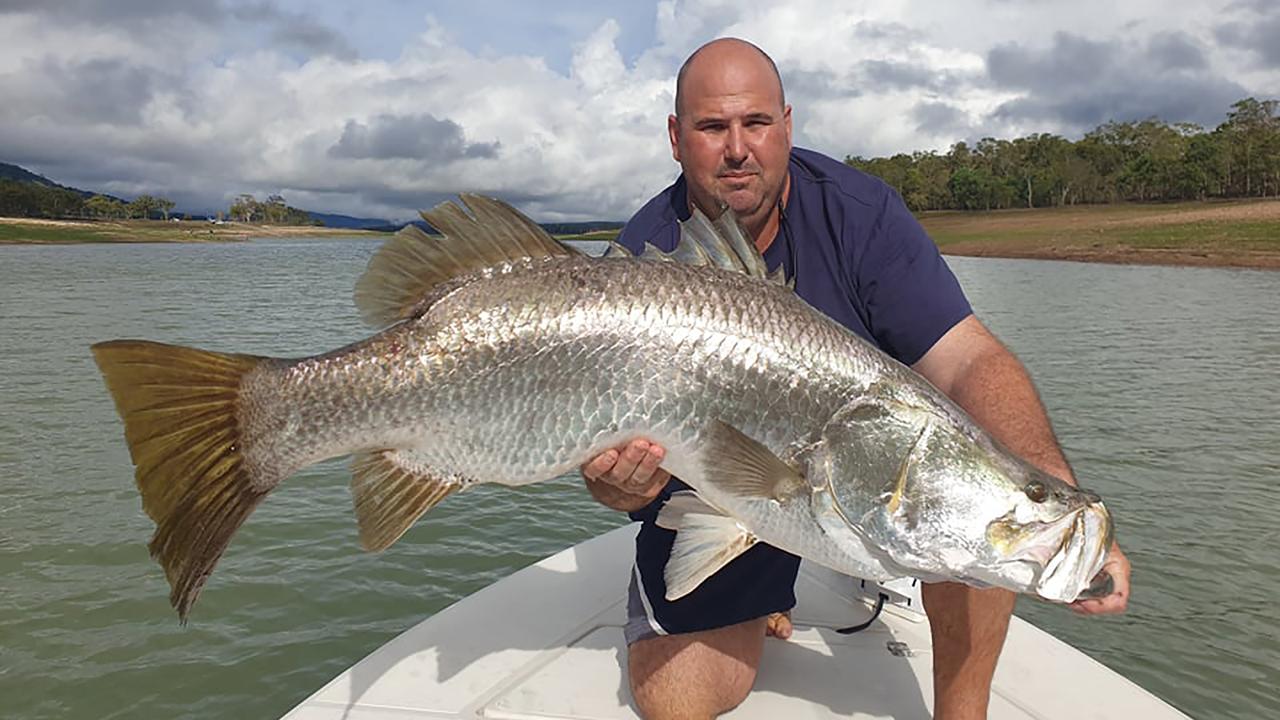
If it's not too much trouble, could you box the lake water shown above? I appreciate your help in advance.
[1,239,1276,719]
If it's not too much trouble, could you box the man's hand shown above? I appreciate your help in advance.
[581,439,672,512]
[1070,542,1131,615]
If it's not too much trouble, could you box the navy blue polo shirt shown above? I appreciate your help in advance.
[618,146,971,365]
[617,148,973,636]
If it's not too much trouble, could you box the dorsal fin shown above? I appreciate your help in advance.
[626,208,787,286]
[354,194,579,328]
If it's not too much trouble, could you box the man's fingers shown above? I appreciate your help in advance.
[611,440,649,487]
[1069,545,1130,615]
[635,442,665,478]
[581,449,619,482]
[581,440,669,492]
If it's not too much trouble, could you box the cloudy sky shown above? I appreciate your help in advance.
[1,0,1277,221]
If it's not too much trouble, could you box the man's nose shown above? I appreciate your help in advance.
[724,124,748,163]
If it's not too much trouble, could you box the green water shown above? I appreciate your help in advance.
[1,240,1276,718]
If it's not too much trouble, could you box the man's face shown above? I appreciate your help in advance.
[669,60,792,225]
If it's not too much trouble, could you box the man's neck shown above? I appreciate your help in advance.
[747,172,791,254]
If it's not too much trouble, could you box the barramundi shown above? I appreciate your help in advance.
[92,194,1114,622]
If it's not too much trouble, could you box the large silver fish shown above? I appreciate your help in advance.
[92,194,1114,622]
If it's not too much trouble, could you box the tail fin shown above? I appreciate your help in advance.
[91,339,275,622]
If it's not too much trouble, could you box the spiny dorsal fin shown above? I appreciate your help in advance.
[712,210,770,278]
[601,241,634,258]
[350,450,466,551]
[354,194,579,328]
[678,209,752,274]
[630,208,787,285]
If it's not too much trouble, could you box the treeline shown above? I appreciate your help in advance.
[0,182,320,225]
[845,97,1280,211]
[0,182,178,220]
[227,193,319,225]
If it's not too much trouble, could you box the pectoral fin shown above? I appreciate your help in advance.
[702,420,808,501]
[658,493,758,600]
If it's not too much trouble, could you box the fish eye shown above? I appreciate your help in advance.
[1023,480,1048,503]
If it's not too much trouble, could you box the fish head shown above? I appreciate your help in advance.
[819,391,1113,602]
[983,470,1114,602]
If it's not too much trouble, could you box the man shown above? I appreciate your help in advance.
[582,37,1131,720]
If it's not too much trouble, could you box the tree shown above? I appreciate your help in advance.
[157,197,176,220]
[128,195,159,220]
[229,194,258,222]
[1220,98,1280,196]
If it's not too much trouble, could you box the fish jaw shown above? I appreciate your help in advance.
[985,501,1114,602]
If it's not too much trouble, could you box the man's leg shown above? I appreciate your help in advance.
[628,616,768,720]
[923,581,1016,720]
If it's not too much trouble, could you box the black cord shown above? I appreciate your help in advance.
[836,592,889,634]
[778,196,797,284]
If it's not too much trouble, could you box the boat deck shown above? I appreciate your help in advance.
[283,526,1185,719]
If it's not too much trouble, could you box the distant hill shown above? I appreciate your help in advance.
[378,219,625,234]
[1,161,626,230]
[0,161,127,202]
[0,162,57,185]
[306,211,393,229]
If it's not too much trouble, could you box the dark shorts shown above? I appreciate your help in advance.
[623,482,802,645]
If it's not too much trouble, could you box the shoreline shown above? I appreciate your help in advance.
[4,199,1278,270]
[0,217,382,244]
[940,245,1280,270]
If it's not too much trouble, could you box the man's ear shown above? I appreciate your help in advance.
[668,114,681,162]
[783,104,793,147]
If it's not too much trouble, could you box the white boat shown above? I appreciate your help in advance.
[282,525,1187,719]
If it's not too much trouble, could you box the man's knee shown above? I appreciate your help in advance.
[627,617,767,720]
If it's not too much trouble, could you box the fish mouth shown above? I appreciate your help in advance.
[988,502,1113,602]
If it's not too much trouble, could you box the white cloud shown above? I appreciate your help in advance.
[0,0,1276,220]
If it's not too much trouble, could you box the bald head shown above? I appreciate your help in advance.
[674,38,785,117]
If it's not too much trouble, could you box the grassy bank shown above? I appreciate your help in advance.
[0,217,382,244]
[564,199,1280,270]
[919,198,1280,269]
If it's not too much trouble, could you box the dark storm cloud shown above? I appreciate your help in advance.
[0,57,173,125]
[1215,8,1280,68]
[783,60,964,106]
[985,32,1252,131]
[0,0,221,23]
[862,60,948,91]
[988,33,1117,89]
[230,2,357,60]
[329,114,500,162]
[1146,32,1208,70]
[1,0,355,59]
[914,101,970,136]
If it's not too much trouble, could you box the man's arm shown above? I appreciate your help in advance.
[913,314,1074,480]
[911,314,1130,720]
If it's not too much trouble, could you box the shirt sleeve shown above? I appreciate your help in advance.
[855,188,972,366]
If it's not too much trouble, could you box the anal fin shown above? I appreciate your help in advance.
[350,450,465,551]
[657,491,758,600]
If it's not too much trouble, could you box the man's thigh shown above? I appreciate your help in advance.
[627,616,768,720]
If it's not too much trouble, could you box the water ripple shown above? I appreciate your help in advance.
[0,246,1276,719]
